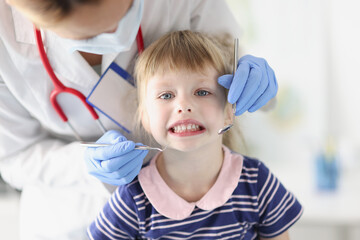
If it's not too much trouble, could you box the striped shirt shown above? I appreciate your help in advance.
[88,146,303,240]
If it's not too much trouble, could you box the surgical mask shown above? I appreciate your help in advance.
[63,0,144,55]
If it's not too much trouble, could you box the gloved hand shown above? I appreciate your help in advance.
[218,55,278,116]
[84,130,148,186]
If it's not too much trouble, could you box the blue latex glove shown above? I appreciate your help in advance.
[218,55,278,116]
[84,130,148,186]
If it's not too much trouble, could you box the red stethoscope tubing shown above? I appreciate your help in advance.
[34,27,98,122]
[136,26,144,54]
[34,26,145,137]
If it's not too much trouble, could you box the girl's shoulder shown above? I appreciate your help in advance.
[115,177,145,202]
[228,148,270,175]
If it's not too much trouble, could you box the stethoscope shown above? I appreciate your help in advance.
[34,26,145,141]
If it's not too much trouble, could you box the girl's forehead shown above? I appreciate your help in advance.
[150,66,219,82]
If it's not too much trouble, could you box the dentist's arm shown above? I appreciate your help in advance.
[0,74,105,195]
[0,76,147,192]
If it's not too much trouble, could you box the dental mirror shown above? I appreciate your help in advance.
[218,124,233,135]
[218,38,239,135]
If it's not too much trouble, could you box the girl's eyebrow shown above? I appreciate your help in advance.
[154,82,173,86]
[197,79,219,87]
[147,84,173,94]
[149,83,173,90]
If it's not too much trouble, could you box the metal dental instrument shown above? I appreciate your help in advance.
[218,123,233,135]
[218,38,239,135]
[80,142,166,151]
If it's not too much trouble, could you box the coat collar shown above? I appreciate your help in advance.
[11,7,36,45]
[138,146,244,220]
[10,6,100,88]
[10,6,137,88]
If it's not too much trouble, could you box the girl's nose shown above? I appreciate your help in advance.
[177,107,192,113]
[176,95,193,113]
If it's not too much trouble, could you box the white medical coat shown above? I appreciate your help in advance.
[0,0,241,239]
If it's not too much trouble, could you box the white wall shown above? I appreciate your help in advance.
[226,0,360,166]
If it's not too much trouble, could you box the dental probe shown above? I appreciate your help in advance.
[80,142,165,151]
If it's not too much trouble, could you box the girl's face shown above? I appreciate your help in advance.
[141,67,233,152]
[7,0,133,39]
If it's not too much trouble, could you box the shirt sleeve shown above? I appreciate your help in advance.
[256,161,303,238]
[87,185,140,240]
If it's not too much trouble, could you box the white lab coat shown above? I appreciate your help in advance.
[0,0,241,239]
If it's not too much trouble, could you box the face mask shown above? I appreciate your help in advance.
[63,0,144,55]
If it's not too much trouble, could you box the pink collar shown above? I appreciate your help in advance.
[138,146,243,220]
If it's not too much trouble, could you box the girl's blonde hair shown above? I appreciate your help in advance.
[134,30,245,153]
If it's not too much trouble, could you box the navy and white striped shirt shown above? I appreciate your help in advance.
[88,146,303,240]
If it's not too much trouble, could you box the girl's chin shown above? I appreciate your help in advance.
[164,142,208,153]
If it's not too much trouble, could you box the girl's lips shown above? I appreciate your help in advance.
[168,119,205,136]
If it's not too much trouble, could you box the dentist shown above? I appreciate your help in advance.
[0,0,277,239]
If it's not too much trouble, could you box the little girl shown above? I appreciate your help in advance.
[87,30,303,240]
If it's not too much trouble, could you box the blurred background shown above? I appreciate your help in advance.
[226,0,360,239]
[1,0,360,239]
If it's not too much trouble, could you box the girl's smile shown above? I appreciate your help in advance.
[168,119,206,137]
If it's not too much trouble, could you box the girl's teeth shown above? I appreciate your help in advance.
[173,124,200,133]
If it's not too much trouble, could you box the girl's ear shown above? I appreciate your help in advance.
[224,102,234,126]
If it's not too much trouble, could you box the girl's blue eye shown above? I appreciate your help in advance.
[196,90,209,96]
[160,93,173,99]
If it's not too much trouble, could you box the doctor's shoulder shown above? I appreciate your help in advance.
[140,0,240,44]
